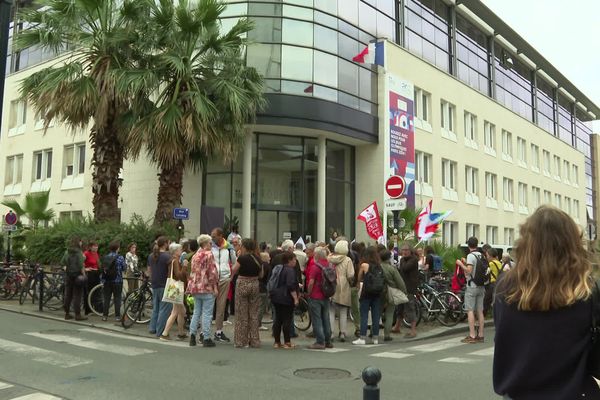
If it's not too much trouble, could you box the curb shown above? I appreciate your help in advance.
[406,320,495,342]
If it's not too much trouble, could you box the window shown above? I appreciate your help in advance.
[554,194,561,209]
[415,151,432,184]
[553,156,561,180]
[565,197,572,215]
[64,143,86,177]
[441,100,456,141]
[544,190,551,205]
[503,178,514,209]
[517,137,527,166]
[504,228,515,246]
[486,226,498,244]
[484,121,496,155]
[563,160,570,183]
[4,154,23,194]
[59,211,83,221]
[464,111,477,148]
[442,159,457,190]
[530,144,540,171]
[574,199,580,219]
[466,223,479,240]
[414,87,431,129]
[465,166,479,204]
[518,182,528,212]
[572,165,579,186]
[543,150,551,176]
[8,100,27,136]
[442,221,458,246]
[532,186,541,209]
[501,130,513,161]
[33,149,52,180]
[485,173,497,200]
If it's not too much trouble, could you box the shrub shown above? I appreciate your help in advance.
[420,241,464,273]
[24,215,178,266]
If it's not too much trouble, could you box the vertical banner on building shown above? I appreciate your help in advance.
[383,73,415,242]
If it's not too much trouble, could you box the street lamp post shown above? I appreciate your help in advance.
[0,0,13,133]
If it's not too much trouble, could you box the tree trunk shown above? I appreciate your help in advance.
[91,103,124,223]
[154,160,185,226]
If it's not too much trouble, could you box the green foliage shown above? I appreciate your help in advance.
[24,215,177,266]
[1,191,55,231]
[418,241,464,273]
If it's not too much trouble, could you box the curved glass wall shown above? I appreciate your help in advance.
[405,0,450,73]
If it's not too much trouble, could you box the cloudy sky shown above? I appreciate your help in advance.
[483,0,599,127]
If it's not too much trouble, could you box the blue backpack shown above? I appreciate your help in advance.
[432,255,443,272]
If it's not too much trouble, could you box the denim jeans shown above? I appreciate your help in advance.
[360,296,382,338]
[308,298,331,345]
[149,287,173,336]
[149,287,163,333]
[190,293,216,339]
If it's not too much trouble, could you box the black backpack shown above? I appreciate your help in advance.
[363,264,385,296]
[470,253,490,287]
[65,251,82,278]
[318,263,337,298]
[101,254,118,281]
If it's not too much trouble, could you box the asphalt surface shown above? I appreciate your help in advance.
[0,310,499,400]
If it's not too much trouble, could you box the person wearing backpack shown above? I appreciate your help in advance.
[457,236,486,344]
[483,248,503,316]
[269,252,300,349]
[306,247,335,349]
[328,240,355,343]
[101,240,126,322]
[353,246,385,345]
[61,236,87,321]
[394,244,419,338]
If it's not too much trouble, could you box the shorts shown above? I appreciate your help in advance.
[397,294,417,323]
[464,286,485,312]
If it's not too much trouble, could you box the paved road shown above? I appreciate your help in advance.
[0,310,498,400]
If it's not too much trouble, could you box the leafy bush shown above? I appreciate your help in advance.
[24,215,178,266]
[419,241,464,273]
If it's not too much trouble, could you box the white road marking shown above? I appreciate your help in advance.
[25,332,156,356]
[78,328,188,347]
[438,357,479,364]
[0,338,92,368]
[406,337,465,353]
[10,394,62,400]
[0,381,14,390]
[370,352,414,359]
[469,347,495,356]
[305,348,350,353]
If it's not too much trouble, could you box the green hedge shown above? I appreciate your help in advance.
[24,215,178,266]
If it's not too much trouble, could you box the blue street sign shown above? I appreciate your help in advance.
[173,207,189,220]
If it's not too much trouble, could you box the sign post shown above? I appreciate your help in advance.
[172,208,189,243]
[3,210,18,264]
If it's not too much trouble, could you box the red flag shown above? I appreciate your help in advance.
[357,201,384,242]
[352,45,369,63]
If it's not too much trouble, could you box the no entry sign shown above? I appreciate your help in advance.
[385,175,405,199]
[4,211,17,226]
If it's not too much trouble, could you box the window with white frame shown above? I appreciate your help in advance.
[544,190,551,205]
[532,186,541,209]
[501,130,513,161]
[563,160,570,183]
[486,225,498,244]
[415,151,432,184]
[465,166,478,194]
[485,172,497,199]
[59,211,83,221]
[466,223,479,240]
[553,155,561,180]
[572,165,579,186]
[565,197,572,215]
[33,149,53,181]
[64,143,86,177]
[504,228,515,246]
[518,182,528,211]
[4,155,23,186]
[440,100,456,141]
[543,150,551,176]
[442,221,458,246]
[503,178,514,205]
[574,199,580,219]
[464,111,477,148]
[530,144,540,171]
[414,87,431,127]
[517,137,527,166]
[554,194,561,209]
[8,100,27,136]
[442,159,457,190]
[483,121,496,155]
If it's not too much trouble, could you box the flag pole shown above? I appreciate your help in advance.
[414,239,423,248]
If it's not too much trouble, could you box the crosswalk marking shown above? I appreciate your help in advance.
[371,352,414,359]
[0,338,92,368]
[406,337,466,353]
[0,381,14,390]
[305,348,350,353]
[25,333,156,356]
[79,328,187,348]
[469,346,494,356]
[438,357,478,364]
[11,394,62,400]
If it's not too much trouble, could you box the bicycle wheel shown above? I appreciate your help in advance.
[124,289,153,325]
[19,278,34,305]
[435,291,462,327]
[122,293,141,329]
[1,275,18,299]
[294,298,311,331]
[403,301,422,328]
[88,283,114,316]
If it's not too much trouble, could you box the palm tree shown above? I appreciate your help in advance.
[1,191,55,231]
[15,0,149,222]
[119,0,266,225]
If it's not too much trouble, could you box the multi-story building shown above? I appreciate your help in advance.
[1,0,598,247]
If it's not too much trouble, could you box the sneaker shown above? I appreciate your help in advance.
[384,336,393,342]
[476,336,485,343]
[352,338,366,345]
[159,335,171,341]
[325,342,334,349]
[460,336,478,344]
[259,326,269,331]
[203,338,216,347]
[223,320,233,326]
[372,339,379,345]
[214,332,231,343]
[307,343,326,350]
[189,334,196,347]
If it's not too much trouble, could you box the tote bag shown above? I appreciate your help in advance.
[387,286,409,305]
[162,261,184,304]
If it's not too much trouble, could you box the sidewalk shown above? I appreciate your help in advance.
[0,298,494,344]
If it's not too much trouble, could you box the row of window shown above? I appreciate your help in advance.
[442,223,517,247]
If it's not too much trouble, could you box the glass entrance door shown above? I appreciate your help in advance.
[256,210,301,247]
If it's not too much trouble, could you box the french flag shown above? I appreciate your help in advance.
[352,41,384,66]
[414,200,453,242]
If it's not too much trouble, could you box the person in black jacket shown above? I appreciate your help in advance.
[395,244,419,338]
[493,205,600,399]
[271,252,299,349]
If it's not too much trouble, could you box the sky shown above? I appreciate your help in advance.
[483,0,600,128]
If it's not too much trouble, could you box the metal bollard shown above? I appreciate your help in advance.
[38,267,44,312]
[362,366,382,400]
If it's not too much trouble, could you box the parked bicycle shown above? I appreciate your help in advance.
[0,265,26,300]
[19,264,42,305]
[403,279,463,327]
[87,281,127,317]
[121,271,153,329]
[40,270,66,311]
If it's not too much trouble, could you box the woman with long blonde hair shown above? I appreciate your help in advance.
[493,205,600,399]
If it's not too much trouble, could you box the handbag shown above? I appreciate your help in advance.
[588,278,600,378]
[162,261,185,304]
[387,286,409,305]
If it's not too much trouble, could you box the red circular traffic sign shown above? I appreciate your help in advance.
[385,175,406,199]
[4,211,18,225]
